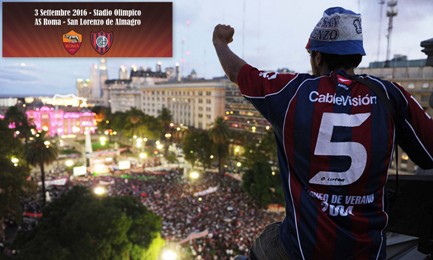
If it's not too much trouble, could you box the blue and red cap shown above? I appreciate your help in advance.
[306,7,366,55]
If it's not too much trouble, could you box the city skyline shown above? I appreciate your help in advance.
[1,0,432,96]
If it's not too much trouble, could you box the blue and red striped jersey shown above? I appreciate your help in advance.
[237,64,433,260]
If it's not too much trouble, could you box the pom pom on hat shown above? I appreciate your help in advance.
[306,7,366,55]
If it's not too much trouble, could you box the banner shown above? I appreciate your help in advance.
[179,229,209,244]
[38,177,68,186]
[193,186,218,197]
[3,2,172,57]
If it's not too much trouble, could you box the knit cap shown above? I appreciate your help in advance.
[306,7,366,55]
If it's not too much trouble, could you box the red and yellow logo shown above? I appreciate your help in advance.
[62,30,82,55]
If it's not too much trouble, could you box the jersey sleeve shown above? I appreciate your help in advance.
[236,64,303,124]
[237,64,298,98]
[393,83,433,169]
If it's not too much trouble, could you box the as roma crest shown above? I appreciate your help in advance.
[91,31,113,55]
[62,30,82,55]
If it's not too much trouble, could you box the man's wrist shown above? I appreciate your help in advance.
[213,39,228,48]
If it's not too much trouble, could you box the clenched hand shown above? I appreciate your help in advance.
[213,24,234,46]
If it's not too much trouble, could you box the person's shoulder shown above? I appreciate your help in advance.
[360,74,401,88]
[360,74,393,82]
[360,74,409,99]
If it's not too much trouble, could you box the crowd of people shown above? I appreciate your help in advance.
[105,169,282,259]
[4,164,283,259]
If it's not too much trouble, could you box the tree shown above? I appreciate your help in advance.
[25,131,58,206]
[181,128,213,169]
[242,129,284,206]
[5,105,34,145]
[5,105,27,129]
[257,129,278,163]
[181,128,201,168]
[243,129,278,169]
[0,159,30,218]
[124,108,155,139]
[157,107,173,157]
[196,131,213,169]
[15,186,163,260]
[91,106,111,120]
[5,105,35,174]
[242,159,274,206]
[208,117,230,175]
[94,106,113,134]
[242,155,284,207]
[113,109,160,143]
[0,119,33,235]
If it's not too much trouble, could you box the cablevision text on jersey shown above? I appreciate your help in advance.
[309,91,377,107]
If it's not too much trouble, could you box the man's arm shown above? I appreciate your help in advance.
[213,24,246,83]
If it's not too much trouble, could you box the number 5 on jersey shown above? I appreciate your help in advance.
[309,112,370,186]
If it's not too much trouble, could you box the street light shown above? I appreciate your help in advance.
[93,186,107,196]
[139,152,147,159]
[189,171,200,180]
[160,247,178,260]
[99,136,107,146]
[139,152,148,171]
[65,159,74,167]
[234,147,241,156]
[156,141,164,150]
[236,162,242,173]
[136,138,143,148]
[11,157,19,167]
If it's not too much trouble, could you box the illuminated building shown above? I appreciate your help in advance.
[26,106,96,136]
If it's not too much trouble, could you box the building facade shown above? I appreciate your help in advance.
[109,82,142,113]
[142,80,226,129]
[108,78,226,130]
[224,79,270,135]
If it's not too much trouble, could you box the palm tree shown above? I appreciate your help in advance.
[5,106,26,125]
[5,106,35,172]
[208,117,230,175]
[5,105,34,144]
[25,131,58,206]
